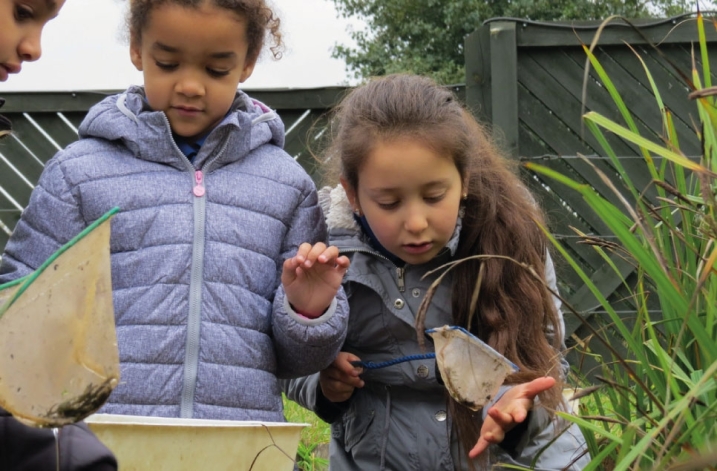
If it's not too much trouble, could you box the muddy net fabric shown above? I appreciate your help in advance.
[427,325,519,411]
[0,209,120,427]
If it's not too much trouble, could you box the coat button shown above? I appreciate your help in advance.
[412,288,421,298]
[416,364,429,378]
[435,410,447,422]
[394,299,405,309]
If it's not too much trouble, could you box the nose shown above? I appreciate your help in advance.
[18,30,43,62]
[176,73,205,98]
[404,204,428,234]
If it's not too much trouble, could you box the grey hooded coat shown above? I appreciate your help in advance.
[284,186,589,470]
[0,87,348,421]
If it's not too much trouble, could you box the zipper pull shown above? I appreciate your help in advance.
[396,267,405,292]
[193,170,205,197]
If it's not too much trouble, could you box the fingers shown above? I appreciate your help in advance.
[521,376,556,399]
[486,406,516,426]
[468,378,557,460]
[296,243,335,268]
[320,352,365,402]
[468,437,490,459]
[286,243,349,271]
[470,412,507,458]
[485,403,529,431]
[333,352,364,379]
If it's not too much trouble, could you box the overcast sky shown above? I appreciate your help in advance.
[1,0,360,92]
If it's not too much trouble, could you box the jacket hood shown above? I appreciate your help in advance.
[78,86,285,170]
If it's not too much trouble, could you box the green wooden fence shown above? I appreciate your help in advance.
[465,14,716,368]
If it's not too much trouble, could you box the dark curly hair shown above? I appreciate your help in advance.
[127,0,283,63]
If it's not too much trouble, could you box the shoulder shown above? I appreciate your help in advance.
[38,137,134,190]
[46,137,129,171]
[236,143,318,194]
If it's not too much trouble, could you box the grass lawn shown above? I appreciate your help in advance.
[283,394,330,471]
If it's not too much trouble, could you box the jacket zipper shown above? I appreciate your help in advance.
[193,170,205,197]
[340,247,406,292]
[164,112,230,418]
[396,267,405,292]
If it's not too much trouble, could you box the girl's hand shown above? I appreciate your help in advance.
[468,376,556,458]
[282,242,350,318]
[320,352,365,403]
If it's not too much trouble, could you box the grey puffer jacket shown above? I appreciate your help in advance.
[284,186,589,470]
[0,87,348,422]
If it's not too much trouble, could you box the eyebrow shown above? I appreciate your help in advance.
[152,42,236,59]
[368,180,451,195]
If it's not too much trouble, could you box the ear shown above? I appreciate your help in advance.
[239,59,256,83]
[340,177,361,213]
[130,41,143,72]
[462,175,471,196]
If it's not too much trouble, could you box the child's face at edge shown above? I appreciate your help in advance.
[130,3,256,140]
[342,138,465,265]
[0,0,66,82]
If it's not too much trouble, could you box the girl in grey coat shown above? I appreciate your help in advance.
[284,74,590,470]
[0,0,350,422]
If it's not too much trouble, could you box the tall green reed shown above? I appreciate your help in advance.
[527,13,717,471]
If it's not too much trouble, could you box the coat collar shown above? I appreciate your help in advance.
[77,86,285,171]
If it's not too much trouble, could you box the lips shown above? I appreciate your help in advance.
[0,64,21,81]
[174,105,202,112]
[172,105,203,118]
[2,63,21,74]
[402,242,433,255]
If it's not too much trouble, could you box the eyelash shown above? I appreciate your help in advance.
[155,61,178,71]
[154,62,230,78]
[377,194,445,210]
[15,5,34,21]
[207,69,230,78]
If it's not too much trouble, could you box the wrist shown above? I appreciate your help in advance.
[289,303,326,319]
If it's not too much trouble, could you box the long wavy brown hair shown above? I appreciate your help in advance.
[322,73,566,459]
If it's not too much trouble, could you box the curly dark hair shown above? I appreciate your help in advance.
[127,0,283,63]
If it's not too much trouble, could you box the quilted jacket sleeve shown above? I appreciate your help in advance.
[270,181,349,379]
[0,155,87,283]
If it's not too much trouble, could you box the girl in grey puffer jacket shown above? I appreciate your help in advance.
[284,74,590,470]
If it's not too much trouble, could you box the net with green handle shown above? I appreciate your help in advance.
[0,208,120,427]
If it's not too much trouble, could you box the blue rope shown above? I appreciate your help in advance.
[350,353,436,370]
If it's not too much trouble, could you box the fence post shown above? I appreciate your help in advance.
[465,22,519,159]
[489,21,519,159]
[465,24,492,123]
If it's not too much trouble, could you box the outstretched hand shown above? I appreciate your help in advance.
[282,242,350,318]
[469,376,556,458]
[320,352,365,403]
